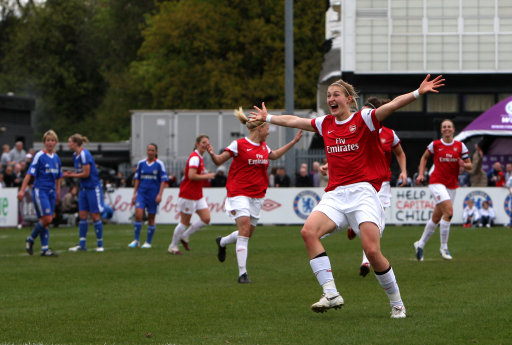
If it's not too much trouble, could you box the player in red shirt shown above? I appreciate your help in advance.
[250,74,444,318]
[319,97,408,278]
[168,135,216,255]
[414,119,472,261]
[209,107,302,283]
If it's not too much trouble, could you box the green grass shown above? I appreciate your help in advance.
[0,224,511,345]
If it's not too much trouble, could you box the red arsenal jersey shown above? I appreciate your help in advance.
[379,126,401,182]
[311,109,387,192]
[179,150,206,200]
[225,138,271,198]
[428,139,469,189]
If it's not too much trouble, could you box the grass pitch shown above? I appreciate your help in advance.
[0,223,511,345]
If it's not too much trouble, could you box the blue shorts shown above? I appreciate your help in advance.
[33,188,56,218]
[135,190,159,214]
[79,186,104,214]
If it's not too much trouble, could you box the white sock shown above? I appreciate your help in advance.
[236,236,249,276]
[418,219,438,248]
[362,250,369,266]
[375,266,403,307]
[310,255,338,294]
[170,223,187,248]
[439,219,450,250]
[182,220,207,242]
[220,230,239,247]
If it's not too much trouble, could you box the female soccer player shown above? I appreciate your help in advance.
[18,130,62,257]
[351,97,408,277]
[64,133,105,252]
[249,74,444,318]
[209,107,303,283]
[129,143,168,248]
[168,135,215,255]
[413,119,471,261]
[319,97,408,278]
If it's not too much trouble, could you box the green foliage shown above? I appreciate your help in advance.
[130,0,325,110]
[0,224,511,344]
[0,0,325,141]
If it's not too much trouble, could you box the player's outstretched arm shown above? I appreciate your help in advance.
[376,74,445,122]
[269,130,303,160]
[249,102,315,132]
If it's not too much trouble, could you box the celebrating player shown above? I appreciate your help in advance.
[325,97,408,277]
[168,135,215,255]
[210,107,302,283]
[64,133,105,252]
[413,119,472,261]
[249,74,444,318]
[18,130,62,257]
[129,143,168,249]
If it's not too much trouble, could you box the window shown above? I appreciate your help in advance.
[464,94,495,111]
[427,94,458,112]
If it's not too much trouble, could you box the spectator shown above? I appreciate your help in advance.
[274,167,290,187]
[13,163,24,188]
[268,167,278,187]
[469,144,487,187]
[60,185,79,214]
[319,158,329,188]
[505,163,512,183]
[3,164,16,187]
[1,144,10,166]
[0,172,4,188]
[310,161,321,187]
[210,166,227,187]
[458,165,470,187]
[487,162,505,187]
[9,141,26,163]
[295,165,312,187]
[462,199,479,228]
[478,201,496,228]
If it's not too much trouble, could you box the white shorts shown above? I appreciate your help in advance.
[177,197,208,215]
[313,182,384,237]
[378,181,392,209]
[429,184,456,205]
[224,196,263,227]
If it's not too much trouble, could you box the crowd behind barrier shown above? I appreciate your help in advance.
[2,139,512,228]
[2,186,511,227]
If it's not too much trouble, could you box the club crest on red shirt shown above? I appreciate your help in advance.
[349,124,357,133]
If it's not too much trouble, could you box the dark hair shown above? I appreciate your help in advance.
[147,143,158,158]
[364,97,390,109]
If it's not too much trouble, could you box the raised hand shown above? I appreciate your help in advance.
[249,102,268,123]
[419,74,445,95]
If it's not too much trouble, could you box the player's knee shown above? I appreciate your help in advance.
[300,225,316,242]
[202,217,211,225]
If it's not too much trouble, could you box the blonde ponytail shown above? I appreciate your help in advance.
[234,106,264,130]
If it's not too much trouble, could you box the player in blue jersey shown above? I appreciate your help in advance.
[18,130,62,257]
[129,143,168,248]
[63,133,105,252]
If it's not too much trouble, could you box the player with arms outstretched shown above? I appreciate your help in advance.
[250,74,444,318]
[209,107,302,283]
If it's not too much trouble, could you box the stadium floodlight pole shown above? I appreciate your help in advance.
[284,0,296,184]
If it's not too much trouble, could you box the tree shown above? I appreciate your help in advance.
[129,0,325,111]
